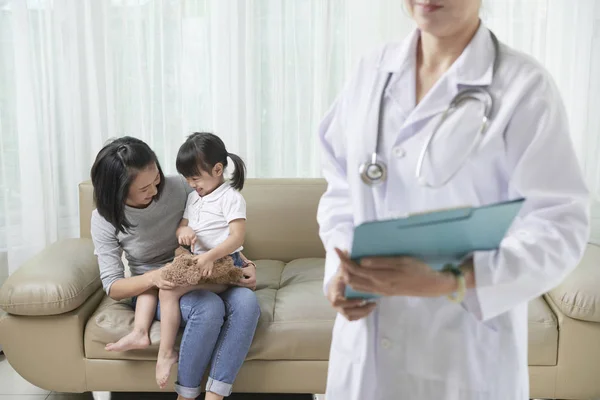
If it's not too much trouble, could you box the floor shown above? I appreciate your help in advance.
[0,351,569,400]
[0,352,314,400]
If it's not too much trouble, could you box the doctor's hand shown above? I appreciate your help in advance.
[335,248,458,298]
[327,255,377,321]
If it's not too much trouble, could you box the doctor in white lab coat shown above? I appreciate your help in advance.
[317,1,590,400]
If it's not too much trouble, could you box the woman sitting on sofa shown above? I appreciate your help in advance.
[89,136,260,400]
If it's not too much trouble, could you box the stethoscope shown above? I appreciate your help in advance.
[359,30,501,188]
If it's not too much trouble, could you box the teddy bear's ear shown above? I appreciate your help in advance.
[175,246,192,258]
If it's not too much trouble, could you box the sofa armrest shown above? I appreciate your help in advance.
[0,238,101,316]
[0,288,104,392]
[547,243,600,323]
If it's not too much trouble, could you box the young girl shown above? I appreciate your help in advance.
[153,131,254,389]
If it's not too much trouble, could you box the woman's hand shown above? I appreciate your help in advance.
[335,248,456,298]
[177,226,197,247]
[236,261,257,290]
[146,268,177,290]
[327,267,377,322]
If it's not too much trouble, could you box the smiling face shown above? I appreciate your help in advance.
[404,0,481,38]
[185,163,224,197]
[125,163,161,207]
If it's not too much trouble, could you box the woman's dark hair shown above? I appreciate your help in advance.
[176,132,246,191]
[91,136,165,234]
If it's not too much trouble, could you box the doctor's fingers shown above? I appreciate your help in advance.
[339,302,377,322]
[360,256,417,269]
[330,295,368,309]
[344,276,385,296]
[340,259,387,280]
[336,248,408,273]
[334,248,360,268]
[341,264,390,288]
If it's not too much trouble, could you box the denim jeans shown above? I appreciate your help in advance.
[230,252,244,267]
[136,286,260,398]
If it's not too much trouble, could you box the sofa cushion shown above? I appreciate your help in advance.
[528,296,558,366]
[248,259,335,361]
[84,259,336,361]
[85,259,559,366]
[548,244,600,323]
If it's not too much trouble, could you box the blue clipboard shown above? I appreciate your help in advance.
[345,198,526,299]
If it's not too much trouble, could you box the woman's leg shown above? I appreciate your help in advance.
[105,288,157,352]
[156,284,228,388]
[154,289,227,399]
[205,287,261,398]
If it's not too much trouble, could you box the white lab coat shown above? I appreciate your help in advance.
[317,24,590,400]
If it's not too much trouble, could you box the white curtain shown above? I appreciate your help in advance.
[0,0,599,277]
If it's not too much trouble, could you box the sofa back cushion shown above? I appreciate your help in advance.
[79,178,327,262]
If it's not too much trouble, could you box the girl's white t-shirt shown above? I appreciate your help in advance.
[183,182,246,255]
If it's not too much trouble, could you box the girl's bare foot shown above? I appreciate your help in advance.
[105,329,150,352]
[156,350,179,389]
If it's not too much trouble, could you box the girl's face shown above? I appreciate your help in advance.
[404,0,481,38]
[185,163,224,197]
[126,163,160,207]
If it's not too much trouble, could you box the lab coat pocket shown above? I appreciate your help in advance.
[405,303,500,392]
[327,345,360,399]
[330,315,364,364]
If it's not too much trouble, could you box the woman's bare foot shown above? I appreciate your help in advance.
[156,350,179,389]
[105,328,150,352]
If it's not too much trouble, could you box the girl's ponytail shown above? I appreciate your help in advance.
[228,152,246,191]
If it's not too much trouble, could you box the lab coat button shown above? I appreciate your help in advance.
[392,146,406,158]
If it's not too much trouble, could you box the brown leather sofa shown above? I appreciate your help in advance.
[1,179,599,399]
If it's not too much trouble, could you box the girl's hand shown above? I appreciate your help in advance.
[177,226,197,248]
[194,255,215,278]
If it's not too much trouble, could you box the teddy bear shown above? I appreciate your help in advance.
[161,246,244,286]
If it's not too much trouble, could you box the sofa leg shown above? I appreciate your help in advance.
[92,392,111,400]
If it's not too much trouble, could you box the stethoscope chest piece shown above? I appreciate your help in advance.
[360,29,500,189]
[360,152,387,185]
